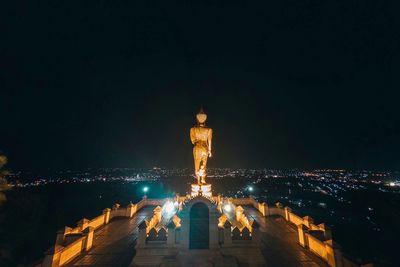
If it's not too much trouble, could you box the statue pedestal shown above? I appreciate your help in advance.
[191,183,212,198]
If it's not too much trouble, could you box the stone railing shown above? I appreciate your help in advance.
[41,198,166,267]
[230,197,269,216]
[42,227,94,267]
[308,233,331,258]
[257,201,372,267]
[136,197,166,210]
[219,196,370,267]
[268,202,286,217]
[86,214,105,229]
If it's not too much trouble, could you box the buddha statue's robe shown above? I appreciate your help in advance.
[190,126,212,184]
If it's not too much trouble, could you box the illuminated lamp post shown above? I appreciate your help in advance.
[143,186,149,198]
[247,185,254,197]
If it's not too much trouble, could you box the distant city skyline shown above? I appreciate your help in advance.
[8,167,400,187]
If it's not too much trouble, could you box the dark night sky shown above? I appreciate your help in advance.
[1,1,399,171]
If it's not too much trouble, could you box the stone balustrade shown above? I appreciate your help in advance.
[42,226,94,267]
[249,198,372,267]
[229,197,265,216]
[42,198,164,267]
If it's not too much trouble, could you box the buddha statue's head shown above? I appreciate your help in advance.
[196,108,207,125]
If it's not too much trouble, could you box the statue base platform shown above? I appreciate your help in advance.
[191,183,212,198]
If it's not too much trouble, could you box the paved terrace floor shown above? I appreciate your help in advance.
[65,206,155,267]
[243,206,328,267]
[65,205,328,267]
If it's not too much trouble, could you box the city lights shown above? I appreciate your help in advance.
[143,186,149,193]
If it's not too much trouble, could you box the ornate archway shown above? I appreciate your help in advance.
[189,202,209,249]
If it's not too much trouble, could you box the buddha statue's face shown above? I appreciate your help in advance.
[196,113,207,124]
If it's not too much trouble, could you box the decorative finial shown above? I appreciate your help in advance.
[199,106,205,114]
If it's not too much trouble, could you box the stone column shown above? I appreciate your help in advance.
[55,226,71,246]
[297,224,309,248]
[103,208,111,224]
[318,223,332,240]
[325,240,343,267]
[303,216,314,228]
[126,203,137,218]
[275,202,284,216]
[259,202,269,216]
[284,207,292,221]
[223,220,232,246]
[83,226,95,251]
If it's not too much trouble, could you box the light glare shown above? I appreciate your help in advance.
[163,201,177,218]
[223,204,232,213]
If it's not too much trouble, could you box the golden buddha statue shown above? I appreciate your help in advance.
[190,108,213,185]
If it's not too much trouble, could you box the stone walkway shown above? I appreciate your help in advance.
[65,206,154,267]
[243,206,328,267]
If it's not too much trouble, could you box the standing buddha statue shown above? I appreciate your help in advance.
[190,108,213,185]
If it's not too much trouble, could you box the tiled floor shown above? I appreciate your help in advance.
[65,205,327,267]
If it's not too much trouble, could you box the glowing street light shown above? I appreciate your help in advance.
[143,186,149,197]
[248,186,254,192]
